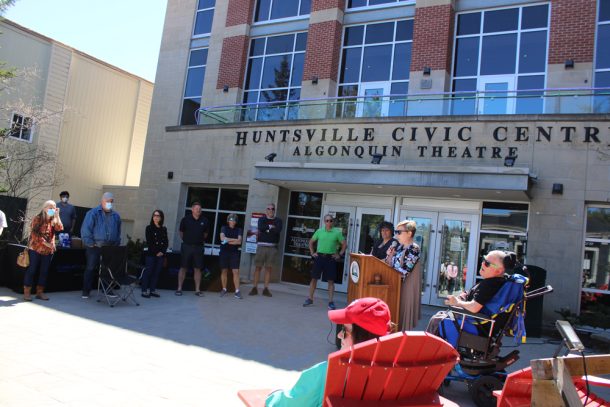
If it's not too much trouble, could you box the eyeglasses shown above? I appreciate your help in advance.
[394,229,407,235]
[266,207,275,211]
[325,219,333,223]
[153,214,161,217]
[483,257,501,269]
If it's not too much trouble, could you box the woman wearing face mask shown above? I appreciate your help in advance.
[23,200,63,301]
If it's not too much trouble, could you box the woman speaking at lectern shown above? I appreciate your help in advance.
[385,220,421,330]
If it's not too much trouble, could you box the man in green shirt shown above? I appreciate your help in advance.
[304,214,347,310]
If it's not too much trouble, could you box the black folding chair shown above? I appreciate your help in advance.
[96,246,141,307]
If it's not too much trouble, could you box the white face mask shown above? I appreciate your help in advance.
[105,202,113,211]
[61,197,68,203]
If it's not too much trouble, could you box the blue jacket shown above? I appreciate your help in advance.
[81,205,121,247]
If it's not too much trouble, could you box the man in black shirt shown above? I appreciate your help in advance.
[176,201,208,296]
[249,203,283,297]
[445,250,513,312]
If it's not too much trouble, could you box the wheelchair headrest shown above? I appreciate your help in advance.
[481,273,528,317]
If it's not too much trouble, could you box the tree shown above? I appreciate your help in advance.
[0,1,17,84]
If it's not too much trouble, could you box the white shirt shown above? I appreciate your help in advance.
[0,210,7,228]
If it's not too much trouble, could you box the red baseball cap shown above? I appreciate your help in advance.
[328,297,391,336]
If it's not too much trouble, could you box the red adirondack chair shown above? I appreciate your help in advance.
[238,331,459,407]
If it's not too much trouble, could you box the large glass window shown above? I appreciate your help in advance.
[452,4,549,115]
[8,113,33,141]
[478,202,529,280]
[581,206,610,319]
[243,33,307,121]
[595,0,610,113]
[255,0,310,22]
[193,0,215,36]
[181,48,208,125]
[282,191,323,285]
[347,0,409,8]
[185,186,248,254]
[337,19,413,117]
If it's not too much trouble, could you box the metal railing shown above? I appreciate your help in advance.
[196,87,610,125]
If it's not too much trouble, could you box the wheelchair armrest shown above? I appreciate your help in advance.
[448,306,494,323]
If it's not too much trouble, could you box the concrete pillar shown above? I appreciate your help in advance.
[300,0,345,119]
[546,0,597,113]
[408,0,455,115]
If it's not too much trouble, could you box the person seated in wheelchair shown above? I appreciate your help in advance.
[428,250,518,348]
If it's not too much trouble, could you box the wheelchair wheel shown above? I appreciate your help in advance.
[469,375,503,407]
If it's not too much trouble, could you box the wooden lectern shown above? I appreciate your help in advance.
[347,253,402,328]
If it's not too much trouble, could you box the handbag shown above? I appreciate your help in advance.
[17,248,30,268]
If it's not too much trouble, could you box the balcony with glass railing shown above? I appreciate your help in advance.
[196,88,610,125]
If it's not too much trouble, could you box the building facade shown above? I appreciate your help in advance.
[132,0,610,320]
[0,20,153,239]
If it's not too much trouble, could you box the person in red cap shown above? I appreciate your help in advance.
[266,297,391,406]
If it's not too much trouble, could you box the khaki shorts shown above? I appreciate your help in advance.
[254,245,277,267]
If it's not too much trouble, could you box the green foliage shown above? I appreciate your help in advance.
[0,0,16,16]
[557,304,610,330]
[126,234,146,264]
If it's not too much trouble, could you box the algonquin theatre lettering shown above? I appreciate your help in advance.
[234,125,607,160]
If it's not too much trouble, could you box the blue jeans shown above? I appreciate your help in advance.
[83,246,101,292]
[142,255,164,292]
[24,250,53,287]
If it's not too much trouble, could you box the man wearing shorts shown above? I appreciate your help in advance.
[249,203,282,297]
[304,214,347,310]
[176,201,208,297]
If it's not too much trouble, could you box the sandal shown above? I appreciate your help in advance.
[174,290,183,296]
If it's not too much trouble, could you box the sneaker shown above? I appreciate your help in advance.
[174,290,183,296]
[328,301,336,310]
[81,291,90,299]
[303,298,313,307]
[249,287,258,296]
[220,288,228,297]
[234,291,243,299]
[195,291,204,297]
[262,287,272,297]
[150,291,160,298]
[141,290,151,298]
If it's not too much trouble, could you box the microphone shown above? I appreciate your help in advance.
[390,240,398,249]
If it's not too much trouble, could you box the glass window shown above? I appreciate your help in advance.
[457,12,481,35]
[365,22,394,44]
[255,0,310,22]
[392,43,411,80]
[8,113,33,141]
[344,26,364,46]
[243,33,306,121]
[389,81,408,116]
[481,202,528,233]
[516,75,544,114]
[586,207,610,239]
[185,187,248,252]
[288,191,323,217]
[600,0,610,22]
[483,8,519,33]
[582,206,610,317]
[340,48,362,83]
[193,1,215,36]
[481,34,517,75]
[521,4,548,29]
[395,20,413,41]
[479,233,527,263]
[347,0,407,8]
[361,45,392,81]
[181,48,208,125]
[594,71,610,113]
[199,0,215,8]
[454,37,479,77]
[519,31,547,74]
[596,24,610,70]
[451,78,477,115]
[337,85,359,118]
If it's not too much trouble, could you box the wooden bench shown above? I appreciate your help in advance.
[239,331,459,406]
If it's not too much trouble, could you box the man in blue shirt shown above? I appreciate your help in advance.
[80,192,122,298]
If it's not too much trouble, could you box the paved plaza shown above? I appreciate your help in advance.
[1,283,564,406]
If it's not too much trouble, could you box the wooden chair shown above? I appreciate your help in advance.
[494,355,610,407]
[238,331,459,407]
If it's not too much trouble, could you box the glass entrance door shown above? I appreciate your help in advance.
[358,82,391,117]
[478,75,516,115]
[323,205,392,293]
[402,210,479,306]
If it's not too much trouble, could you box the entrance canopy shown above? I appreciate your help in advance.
[254,162,532,201]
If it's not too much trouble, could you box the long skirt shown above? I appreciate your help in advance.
[399,263,422,331]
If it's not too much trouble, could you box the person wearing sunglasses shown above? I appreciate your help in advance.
[303,215,347,310]
[445,250,516,313]
[385,219,421,331]
[266,297,392,406]
[250,204,283,297]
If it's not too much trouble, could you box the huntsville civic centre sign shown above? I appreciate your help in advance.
[234,124,608,160]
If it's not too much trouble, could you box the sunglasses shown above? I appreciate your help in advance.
[394,229,407,235]
[267,207,275,211]
[483,258,501,269]
[325,219,333,223]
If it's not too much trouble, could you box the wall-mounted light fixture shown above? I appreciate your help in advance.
[265,153,277,162]
[552,183,564,195]
[371,154,384,165]
[223,85,229,92]
[564,59,574,69]
[311,76,319,85]
[504,156,517,167]
[423,66,431,76]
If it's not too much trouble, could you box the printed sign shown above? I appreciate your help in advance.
[350,261,360,284]
[450,236,462,252]
[245,212,264,254]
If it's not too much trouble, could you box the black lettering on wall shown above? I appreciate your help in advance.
[266,130,276,142]
[293,129,302,142]
[315,146,324,156]
[561,127,576,142]
[432,146,443,157]
[320,128,327,142]
[253,131,262,143]
[448,146,457,157]
[347,128,357,141]
[536,127,552,142]
[391,146,401,157]
[425,127,437,141]
[354,146,364,158]
[410,127,418,141]
[584,127,601,143]
[418,146,427,157]
[491,147,501,158]
[328,145,338,156]
[476,146,486,158]
[458,127,471,141]
[443,127,451,141]
[363,128,375,141]
[508,147,518,158]
[392,127,405,141]
[493,127,507,142]
[280,129,289,142]
[306,129,316,142]
[515,127,528,142]
[293,146,301,156]
[462,147,472,158]
[235,131,248,146]
[342,146,350,156]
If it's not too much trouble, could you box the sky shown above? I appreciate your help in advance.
[4,0,168,82]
